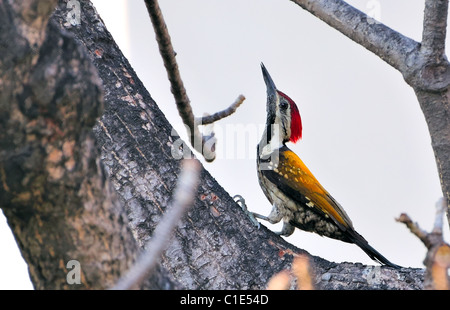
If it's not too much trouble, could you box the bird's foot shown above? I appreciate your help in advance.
[233,194,260,228]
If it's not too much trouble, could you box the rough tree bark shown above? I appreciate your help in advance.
[0,0,177,290]
[0,0,432,289]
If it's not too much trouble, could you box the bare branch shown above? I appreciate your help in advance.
[422,0,449,60]
[397,199,450,290]
[111,159,201,290]
[289,0,420,75]
[143,0,244,162]
[396,213,432,248]
[143,0,192,125]
[143,0,202,152]
[197,95,246,125]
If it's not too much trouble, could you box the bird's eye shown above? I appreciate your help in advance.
[280,100,288,110]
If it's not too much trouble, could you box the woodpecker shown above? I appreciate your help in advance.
[254,63,400,268]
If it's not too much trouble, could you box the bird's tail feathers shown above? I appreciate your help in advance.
[348,230,402,269]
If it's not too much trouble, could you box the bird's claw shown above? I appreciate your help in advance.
[233,194,260,229]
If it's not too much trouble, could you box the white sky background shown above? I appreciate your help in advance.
[1,0,449,289]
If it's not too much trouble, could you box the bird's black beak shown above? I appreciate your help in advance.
[261,62,278,118]
[261,62,277,97]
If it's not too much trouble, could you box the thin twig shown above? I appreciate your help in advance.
[144,0,193,126]
[111,159,201,290]
[396,213,432,248]
[197,95,246,125]
[143,0,202,152]
[144,0,244,162]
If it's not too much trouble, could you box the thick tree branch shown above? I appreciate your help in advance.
[414,89,450,214]
[0,0,135,288]
[422,0,449,60]
[289,0,420,76]
[112,159,200,290]
[0,0,181,290]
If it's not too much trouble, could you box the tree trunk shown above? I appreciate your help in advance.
[0,0,175,290]
[414,89,450,211]
[0,0,426,289]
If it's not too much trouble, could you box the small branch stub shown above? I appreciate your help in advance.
[396,198,450,290]
[197,95,246,125]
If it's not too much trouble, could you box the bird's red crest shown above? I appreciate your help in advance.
[277,91,302,143]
